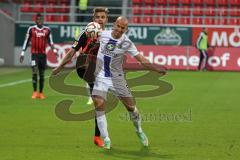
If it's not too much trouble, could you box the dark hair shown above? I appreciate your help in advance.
[93,7,109,17]
[36,13,42,18]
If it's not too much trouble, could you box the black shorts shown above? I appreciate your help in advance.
[76,55,96,83]
[31,54,46,71]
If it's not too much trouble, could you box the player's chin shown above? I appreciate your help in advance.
[99,23,103,28]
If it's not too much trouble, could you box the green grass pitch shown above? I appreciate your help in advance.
[0,67,239,160]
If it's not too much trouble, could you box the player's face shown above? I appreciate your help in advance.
[35,16,43,27]
[93,12,108,30]
[112,20,128,39]
[204,28,208,34]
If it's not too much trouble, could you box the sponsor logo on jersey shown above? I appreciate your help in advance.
[35,31,46,37]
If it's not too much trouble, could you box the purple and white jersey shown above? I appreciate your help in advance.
[95,30,139,79]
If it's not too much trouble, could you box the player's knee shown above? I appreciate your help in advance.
[39,74,44,79]
[32,73,37,78]
[126,105,136,112]
[32,68,38,74]
[92,95,105,110]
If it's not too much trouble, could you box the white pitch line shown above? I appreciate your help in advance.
[0,76,50,88]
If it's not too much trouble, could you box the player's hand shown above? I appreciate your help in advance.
[86,32,98,39]
[158,66,168,75]
[19,55,24,63]
[52,66,63,75]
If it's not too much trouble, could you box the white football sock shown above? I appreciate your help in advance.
[96,111,109,139]
[129,107,143,133]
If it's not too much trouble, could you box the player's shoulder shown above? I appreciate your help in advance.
[42,25,51,30]
[101,30,111,36]
[28,25,36,30]
[76,30,87,41]
[123,33,131,40]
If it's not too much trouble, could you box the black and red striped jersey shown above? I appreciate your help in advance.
[72,31,100,69]
[22,25,54,54]
[72,30,100,56]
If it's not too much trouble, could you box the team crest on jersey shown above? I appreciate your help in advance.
[106,42,116,51]
[118,40,131,50]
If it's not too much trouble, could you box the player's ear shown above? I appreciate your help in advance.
[125,26,128,32]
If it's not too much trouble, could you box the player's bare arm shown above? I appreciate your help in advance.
[52,48,76,75]
[134,54,167,75]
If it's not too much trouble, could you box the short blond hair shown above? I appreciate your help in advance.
[93,7,109,17]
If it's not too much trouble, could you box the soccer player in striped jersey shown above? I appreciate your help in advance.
[20,13,57,99]
[52,7,109,147]
[92,16,167,149]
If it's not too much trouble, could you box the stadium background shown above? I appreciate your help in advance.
[0,0,240,160]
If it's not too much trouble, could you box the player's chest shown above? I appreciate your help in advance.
[100,39,128,56]
[31,29,48,38]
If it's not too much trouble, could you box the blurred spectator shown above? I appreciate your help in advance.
[196,28,210,71]
[77,0,88,22]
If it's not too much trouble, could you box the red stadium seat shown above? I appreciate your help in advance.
[143,16,153,23]
[132,16,141,23]
[230,0,240,5]
[12,0,21,3]
[46,3,57,13]
[60,0,70,4]
[57,15,69,22]
[205,6,215,16]
[229,18,240,25]
[47,0,58,3]
[230,7,240,16]
[180,0,191,5]
[180,5,190,15]
[155,5,167,15]
[143,5,154,15]
[156,0,167,5]
[217,6,228,16]
[169,0,179,5]
[59,3,69,13]
[193,0,203,5]
[20,2,32,12]
[205,18,215,25]
[132,5,142,14]
[35,0,45,3]
[205,0,215,6]
[33,2,44,13]
[154,16,165,24]
[132,0,143,4]
[179,17,190,24]
[143,0,154,5]
[166,17,178,24]
[219,18,228,25]
[192,17,203,24]
[131,16,141,23]
[45,15,55,22]
[193,6,203,16]
[168,6,178,15]
[218,0,229,6]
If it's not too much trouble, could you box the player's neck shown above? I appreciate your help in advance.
[37,25,43,28]
[111,32,121,39]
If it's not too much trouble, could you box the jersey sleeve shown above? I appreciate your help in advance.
[126,39,139,57]
[48,28,54,46]
[72,30,88,51]
[22,26,32,51]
